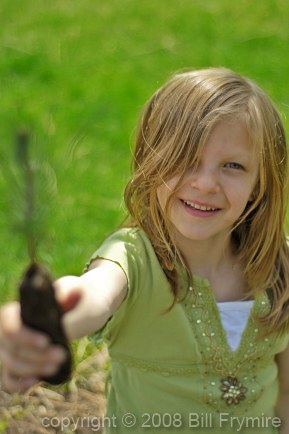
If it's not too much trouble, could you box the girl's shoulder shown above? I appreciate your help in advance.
[99,226,154,254]
[108,226,145,240]
[86,226,159,275]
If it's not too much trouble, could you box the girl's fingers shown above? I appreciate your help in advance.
[1,344,66,370]
[1,366,38,393]
[0,346,62,378]
[0,301,67,392]
[0,302,50,351]
[7,357,58,377]
[12,344,66,364]
[0,301,66,384]
[0,342,65,375]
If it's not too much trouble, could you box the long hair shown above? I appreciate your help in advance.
[124,67,289,334]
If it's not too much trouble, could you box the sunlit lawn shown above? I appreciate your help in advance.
[0,0,289,301]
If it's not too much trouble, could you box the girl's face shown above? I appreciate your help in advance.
[157,118,259,249]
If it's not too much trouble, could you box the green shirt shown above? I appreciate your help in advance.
[88,227,289,433]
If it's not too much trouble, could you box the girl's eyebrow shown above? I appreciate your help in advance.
[224,154,250,161]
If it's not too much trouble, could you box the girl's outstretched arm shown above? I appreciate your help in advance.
[56,259,127,340]
[0,259,127,392]
[276,341,289,433]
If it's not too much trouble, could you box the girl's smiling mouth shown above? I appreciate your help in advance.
[181,199,221,216]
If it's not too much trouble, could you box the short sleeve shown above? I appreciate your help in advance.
[85,227,152,338]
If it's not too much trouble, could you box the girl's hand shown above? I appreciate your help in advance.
[0,263,127,393]
[0,301,66,392]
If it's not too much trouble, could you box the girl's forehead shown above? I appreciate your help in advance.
[202,117,259,153]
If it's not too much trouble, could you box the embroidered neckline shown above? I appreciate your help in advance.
[180,273,272,413]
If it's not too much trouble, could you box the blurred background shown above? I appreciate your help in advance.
[1,0,289,301]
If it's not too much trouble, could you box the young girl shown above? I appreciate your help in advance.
[0,67,289,433]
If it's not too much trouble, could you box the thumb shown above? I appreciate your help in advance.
[59,291,82,314]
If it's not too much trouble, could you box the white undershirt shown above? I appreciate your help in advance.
[216,300,254,352]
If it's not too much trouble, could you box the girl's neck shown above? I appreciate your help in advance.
[175,233,248,301]
[176,233,236,281]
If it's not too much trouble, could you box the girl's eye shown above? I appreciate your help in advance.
[224,162,244,170]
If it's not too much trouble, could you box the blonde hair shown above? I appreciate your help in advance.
[124,67,289,334]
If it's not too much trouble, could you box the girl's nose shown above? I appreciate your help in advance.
[189,164,220,194]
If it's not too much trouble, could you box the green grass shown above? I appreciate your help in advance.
[1,0,289,301]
